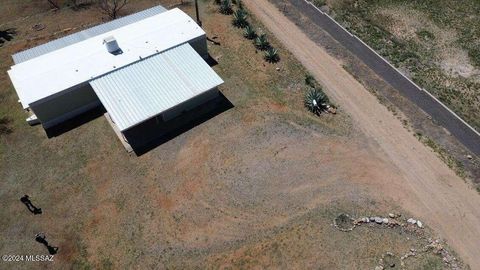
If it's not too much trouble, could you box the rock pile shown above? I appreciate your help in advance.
[424,239,461,270]
[333,213,355,232]
[406,218,423,228]
[336,213,426,232]
[335,213,462,269]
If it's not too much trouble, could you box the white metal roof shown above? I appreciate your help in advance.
[90,43,224,131]
[12,5,167,64]
[8,8,205,109]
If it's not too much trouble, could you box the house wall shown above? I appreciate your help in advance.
[30,84,101,129]
[29,35,209,130]
[122,87,220,148]
[162,87,219,121]
[188,35,208,59]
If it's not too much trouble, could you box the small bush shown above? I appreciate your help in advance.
[312,0,326,7]
[243,25,257,39]
[468,47,480,67]
[254,34,270,50]
[219,0,233,15]
[237,0,244,9]
[416,29,435,41]
[305,74,317,88]
[0,116,12,135]
[264,47,280,63]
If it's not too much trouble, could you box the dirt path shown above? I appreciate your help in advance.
[244,0,480,268]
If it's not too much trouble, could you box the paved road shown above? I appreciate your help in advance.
[290,0,480,156]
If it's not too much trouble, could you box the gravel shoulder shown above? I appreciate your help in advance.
[244,0,480,267]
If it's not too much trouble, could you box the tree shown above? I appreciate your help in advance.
[98,0,128,19]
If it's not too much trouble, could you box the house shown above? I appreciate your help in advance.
[7,5,224,151]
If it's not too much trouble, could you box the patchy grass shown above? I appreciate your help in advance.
[415,132,467,180]
[315,0,480,131]
[0,0,465,269]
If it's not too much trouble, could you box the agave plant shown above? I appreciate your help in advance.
[219,0,233,14]
[254,34,270,50]
[232,9,248,28]
[243,25,257,39]
[304,88,329,115]
[264,47,280,63]
[237,0,244,9]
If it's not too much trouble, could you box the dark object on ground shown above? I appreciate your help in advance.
[98,0,129,19]
[0,116,12,135]
[32,24,45,31]
[35,233,59,255]
[20,195,42,215]
[207,37,221,45]
[47,246,59,255]
[0,28,16,46]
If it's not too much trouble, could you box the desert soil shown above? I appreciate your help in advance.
[0,1,476,269]
[243,0,480,267]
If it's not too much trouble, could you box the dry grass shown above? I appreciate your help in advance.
[319,0,480,131]
[0,1,460,269]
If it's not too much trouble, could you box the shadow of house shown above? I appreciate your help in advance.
[205,53,219,67]
[0,28,16,46]
[124,92,233,156]
[44,105,106,138]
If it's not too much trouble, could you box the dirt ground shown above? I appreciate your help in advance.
[0,0,475,269]
[268,0,480,185]
[243,0,480,268]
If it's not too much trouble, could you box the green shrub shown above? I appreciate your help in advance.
[219,0,233,14]
[243,25,257,39]
[305,74,317,88]
[312,0,326,7]
[254,34,270,50]
[264,47,280,63]
[304,88,329,115]
[468,47,480,67]
[232,9,248,28]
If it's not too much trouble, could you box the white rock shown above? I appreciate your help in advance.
[407,218,417,224]
[388,213,395,218]
[417,221,423,228]
[375,217,383,224]
[375,266,384,270]
[466,155,472,160]
[383,218,389,224]
[276,67,281,71]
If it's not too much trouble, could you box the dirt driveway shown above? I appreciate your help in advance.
[244,0,480,267]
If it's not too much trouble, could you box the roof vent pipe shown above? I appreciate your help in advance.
[103,36,122,55]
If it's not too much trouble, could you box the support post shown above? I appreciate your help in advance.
[195,0,202,27]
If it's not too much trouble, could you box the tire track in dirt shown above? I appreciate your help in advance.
[244,1,480,268]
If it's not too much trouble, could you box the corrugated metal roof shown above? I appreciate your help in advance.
[90,43,223,131]
[12,5,167,64]
[9,8,205,109]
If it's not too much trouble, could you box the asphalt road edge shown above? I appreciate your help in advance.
[304,0,480,138]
